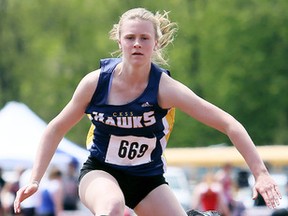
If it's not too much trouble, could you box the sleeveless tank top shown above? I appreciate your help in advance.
[85,58,175,176]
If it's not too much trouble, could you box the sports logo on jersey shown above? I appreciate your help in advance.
[141,102,153,107]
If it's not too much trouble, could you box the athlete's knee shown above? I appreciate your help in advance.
[105,196,125,216]
[92,197,125,216]
[80,189,125,216]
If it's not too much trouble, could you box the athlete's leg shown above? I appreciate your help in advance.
[134,184,187,216]
[78,170,125,216]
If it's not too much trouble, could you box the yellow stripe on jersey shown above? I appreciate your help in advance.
[86,114,94,149]
[86,124,95,149]
[164,108,175,142]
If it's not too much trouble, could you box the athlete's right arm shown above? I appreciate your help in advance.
[14,69,101,213]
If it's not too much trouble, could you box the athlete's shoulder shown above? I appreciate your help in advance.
[80,69,101,86]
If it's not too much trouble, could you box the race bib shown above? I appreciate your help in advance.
[105,135,156,166]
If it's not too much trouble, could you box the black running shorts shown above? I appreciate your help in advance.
[79,156,168,209]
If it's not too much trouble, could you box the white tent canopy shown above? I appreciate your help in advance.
[0,101,88,170]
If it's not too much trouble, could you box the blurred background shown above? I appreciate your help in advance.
[0,0,287,215]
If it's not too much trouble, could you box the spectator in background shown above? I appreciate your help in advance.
[216,164,249,216]
[36,166,64,216]
[0,166,25,215]
[215,163,235,212]
[192,172,230,216]
[62,158,79,211]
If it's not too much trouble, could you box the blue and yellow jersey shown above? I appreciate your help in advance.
[85,58,175,176]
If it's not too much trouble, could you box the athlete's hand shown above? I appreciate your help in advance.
[252,173,282,209]
[14,182,39,214]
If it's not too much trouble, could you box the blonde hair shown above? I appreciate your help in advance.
[109,8,178,66]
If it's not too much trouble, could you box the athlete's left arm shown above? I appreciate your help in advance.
[158,72,281,208]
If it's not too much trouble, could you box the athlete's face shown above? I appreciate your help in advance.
[118,19,157,66]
